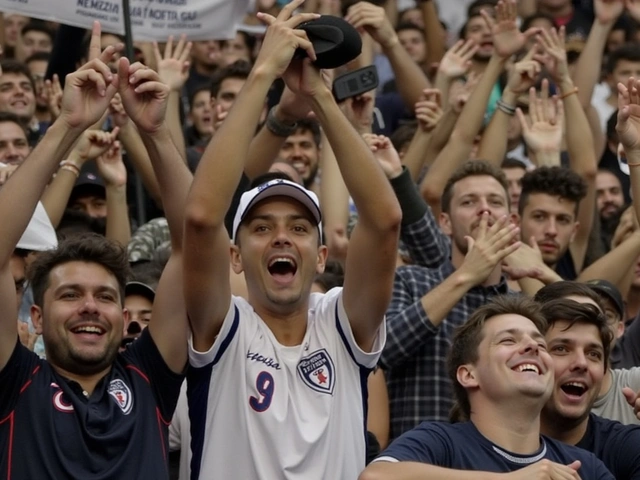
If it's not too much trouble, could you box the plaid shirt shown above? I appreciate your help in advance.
[381,259,510,439]
[400,205,451,269]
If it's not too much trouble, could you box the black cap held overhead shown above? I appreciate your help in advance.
[295,15,362,69]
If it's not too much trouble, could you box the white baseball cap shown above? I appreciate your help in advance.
[232,178,322,243]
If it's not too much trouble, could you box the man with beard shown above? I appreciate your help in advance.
[382,160,522,436]
[536,295,640,479]
[0,23,189,478]
[596,168,627,250]
[278,118,321,195]
[518,166,589,280]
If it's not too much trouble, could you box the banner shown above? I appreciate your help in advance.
[0,0,251,41]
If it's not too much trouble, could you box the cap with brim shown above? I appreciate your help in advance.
[295,15,362,69]
[125,281,156,303]
[232,178,322,243]
[17,201,57,251]
[586,279,624,319]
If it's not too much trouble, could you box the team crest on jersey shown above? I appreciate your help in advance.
[108,379,133,415]
[297,349,335,395]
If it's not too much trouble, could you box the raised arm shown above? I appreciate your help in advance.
[117,57,193,373]
[617,77,640,223]
[540,27,597,273]
[183,1,320,351]
[0,23,118,371]
[290,68,402,351]
[346,1,430,109]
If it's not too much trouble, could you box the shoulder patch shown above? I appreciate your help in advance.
[297,348,335,395]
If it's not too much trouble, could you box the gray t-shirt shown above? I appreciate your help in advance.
[592,368,640,425]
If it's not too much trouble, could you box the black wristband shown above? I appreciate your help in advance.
[265,106,298,137]
[389,167,429,226]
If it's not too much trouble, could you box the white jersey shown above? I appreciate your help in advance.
[188,287,385,479]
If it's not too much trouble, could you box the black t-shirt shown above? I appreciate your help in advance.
[610,314,640,369]
[555,250,578,280]
[576,414,640,480]
[0,329,184,479]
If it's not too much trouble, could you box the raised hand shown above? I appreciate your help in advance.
[611,206,640,247]
[482,0,539,59]
[517,80,564,161]
[72,128,120,163]
[449,72,482,114]
[108,93,129,128]
[345,2,397,50]
[438,39,478,80]
[253,0,319,80]
[534,27,570,84]
[96,141,127,188]
[59,22,119,130]
[595,0,625,24]
[154,35,191,92]
[362,133,402,179]
[44,74,62,120]
[117,57,170,134]
[415,89,443,132]
[506,47,541,94]
[458,213,521,285]
[617,77,640,152]
[626,0,640,22]
[339,90,375,134]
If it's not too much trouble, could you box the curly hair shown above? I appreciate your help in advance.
[518,166,586,216]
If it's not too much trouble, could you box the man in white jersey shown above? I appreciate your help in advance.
[182,1,402,479]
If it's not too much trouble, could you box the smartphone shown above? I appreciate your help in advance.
[332,65,379,103]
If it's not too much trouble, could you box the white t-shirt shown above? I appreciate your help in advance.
[188,288,385,479]
[592,83,616,134]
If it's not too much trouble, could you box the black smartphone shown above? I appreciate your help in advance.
[332,65,379,103]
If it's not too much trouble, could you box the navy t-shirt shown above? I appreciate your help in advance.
[0,328,184,479]
[376,421,613,479]
[577,414,640,480]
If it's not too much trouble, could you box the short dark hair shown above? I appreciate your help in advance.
[518,166,586,216]
[459,14,484,40]
[520,13,557,32]
[24,51,51,66]
[21,21,54,42]
[294,118,322,148]
[467,0,498,16]
[0,111,28,137]
[210,60,252,97]
[313,260,344,292]
[224,31,257,61]
[534,280,605,309]
[441,160,509,214]
[448,295,547,421]
[606,43,640,74]
[396,22,425,36]
[540,298,613,369]
[606,109,619,143]
[0,60,35,91]
[188,83,212,110]
[501,157,527,170]
[28,233,130,308]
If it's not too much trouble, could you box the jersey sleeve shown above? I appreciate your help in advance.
[323,287,386,369]
[122,329,185,421]
[0,339,40,418]
[372,422,453,466]
[188,299,239,368]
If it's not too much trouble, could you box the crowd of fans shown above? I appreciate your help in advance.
[4,0,640,478]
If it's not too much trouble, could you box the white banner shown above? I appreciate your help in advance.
[0,0,251,41]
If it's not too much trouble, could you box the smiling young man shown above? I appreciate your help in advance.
[360,296,613,479]
[0,24,189,479]
[535,293,640,480]
[183,1,401,478]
